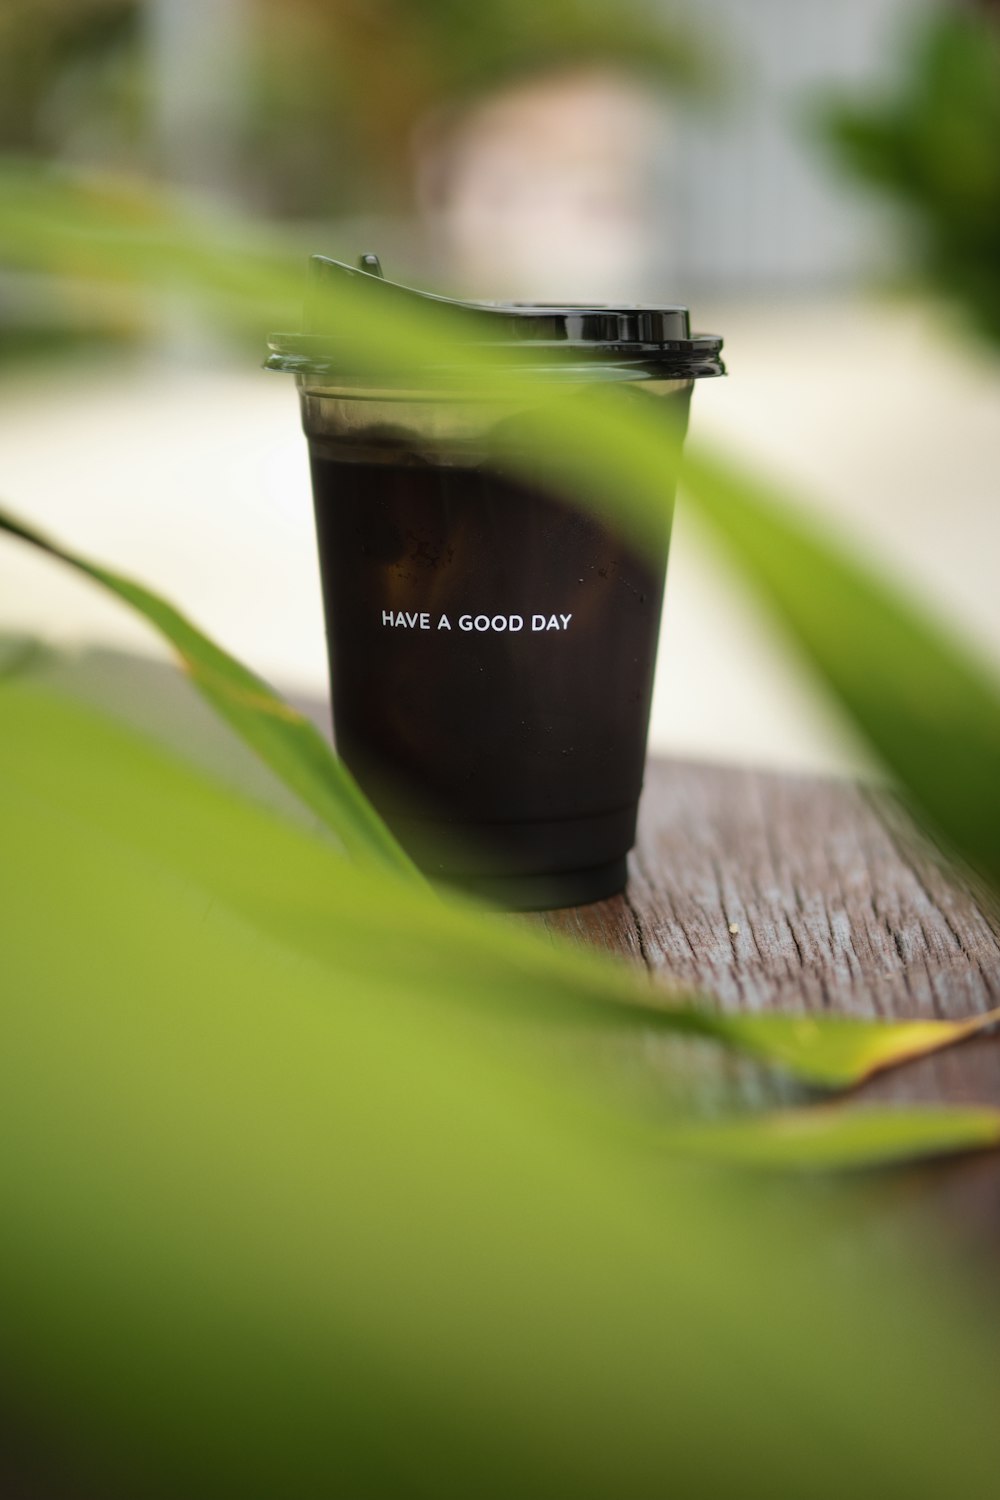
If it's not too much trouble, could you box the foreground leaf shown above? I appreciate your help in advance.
[2,673,1000,1499]
[1,669,995,1094]
[661,1104,1000,1172]
[821,8,1000,350]
[0,505,415,880]
[680,444,1000,892]
[704,1008,1000,1090]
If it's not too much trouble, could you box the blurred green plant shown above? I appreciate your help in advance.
[0,0,704,217]
[6,668,1000,1500]
[0,509,417,877]
[2,164,1000,1495]
[821,3,1000,346]
[6,500,1000,1095]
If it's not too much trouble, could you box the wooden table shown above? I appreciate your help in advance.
[533,758,1000,1253]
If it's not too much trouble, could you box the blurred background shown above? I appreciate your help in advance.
[1,0,998,774]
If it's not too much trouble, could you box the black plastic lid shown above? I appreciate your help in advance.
[266,254,725,381]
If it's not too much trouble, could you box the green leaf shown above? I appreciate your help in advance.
[1,667,995,1093]
[0,504,417,881]
[3,110,1000,1500]
[819,9,1000,348]
[2,669,1000,1499]
[661,1104,1000,1172]
[701,1008,1000,1091]
[679,443,1000,891]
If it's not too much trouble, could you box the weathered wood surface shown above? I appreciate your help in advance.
[538,758,1000,1023]
[531,758,1000,1250]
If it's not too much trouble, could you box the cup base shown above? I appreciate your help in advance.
[434,856,628,912]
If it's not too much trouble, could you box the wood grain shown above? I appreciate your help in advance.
[534,758,1000,1250]
[539,759,1000,1026]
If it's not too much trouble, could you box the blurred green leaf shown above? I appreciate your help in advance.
[3,655,996,1094]
[2,667,1000,1497]
[820,8,1000,346]
[679,442,1000,892]
[1,56,999,1500]
[0,504,416,879]
[687,1007,1000,1091]
[662,1104,1000,1172]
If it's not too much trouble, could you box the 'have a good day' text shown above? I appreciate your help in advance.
[381,611,573,632]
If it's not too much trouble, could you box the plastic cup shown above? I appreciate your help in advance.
[268,256,723,908]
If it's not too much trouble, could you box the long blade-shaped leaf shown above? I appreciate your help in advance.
[0,505,416,880]
[680,444,1000,890]
[660,1104,1000,1171]
[704,1009,1000,1090]
[1,669,995,1092]
[4,674,1000,1499]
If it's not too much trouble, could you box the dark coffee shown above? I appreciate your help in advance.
[309,452,672,908]
[266,252,724,907]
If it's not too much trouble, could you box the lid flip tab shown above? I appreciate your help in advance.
[268,254,725,380]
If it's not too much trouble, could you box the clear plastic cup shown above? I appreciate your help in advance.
[268,255,723,908]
